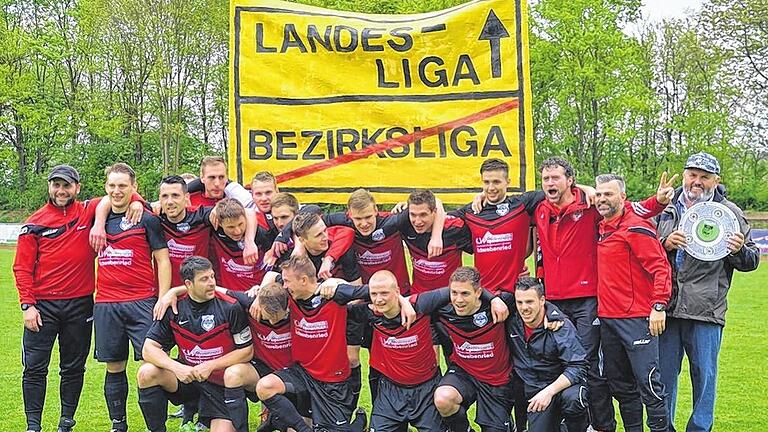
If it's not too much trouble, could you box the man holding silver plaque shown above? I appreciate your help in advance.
[657,152,760,432]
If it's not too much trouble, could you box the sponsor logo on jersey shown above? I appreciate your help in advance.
[19,226,29,235]
[168,238,196,259]
[358,249,392,266]
[201,314,215,331]
[473,312,488,327]
[495,203,510,216]
[294,318,329,339]
[474,231,513,253]
[176,222,191,233]
[259,330,292,350]
[382,334,419,349]
[42,228,59,236]
[237,239,245,249]
[98,246,134,266]
[455,341,495,359]
[413,258,448,275]
[221,258,254,277]
[76,225,88,231]
[371,228,385,241]
[182,344,224,363]
[119,218,135,231]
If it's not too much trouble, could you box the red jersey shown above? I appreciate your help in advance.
[209,226,272,291]
[452,192,544,293]
[188,191,218,210]
[535,190,665,300]
[289,292,355,382]
[14,199,100,304]
[96,210,167,303]
[325,211,411,293]
[227,290,293,370]
[160,206,214,287]
[597,209,671,318]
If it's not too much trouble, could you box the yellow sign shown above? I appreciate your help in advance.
[229,0,534,203]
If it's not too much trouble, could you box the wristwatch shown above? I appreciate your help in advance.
[653,303,666,312]
[21,303,33,311]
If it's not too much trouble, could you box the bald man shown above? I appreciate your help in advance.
[322,271,443,431]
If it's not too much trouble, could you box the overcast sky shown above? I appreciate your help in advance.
[640,0,704,21]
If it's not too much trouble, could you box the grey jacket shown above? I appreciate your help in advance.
[656,188,759,325]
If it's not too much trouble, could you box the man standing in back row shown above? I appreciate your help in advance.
[656,152,759,432]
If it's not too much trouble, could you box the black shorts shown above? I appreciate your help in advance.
[439,364,514,432]
[370,373,443,432]
[250,358,274,379]
[346,313,364,346]
[275,364,354,430]
[93,298,155,362]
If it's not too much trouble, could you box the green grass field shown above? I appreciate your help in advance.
[2,248,766,431]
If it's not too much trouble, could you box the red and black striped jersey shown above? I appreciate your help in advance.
[96,210,167,303]
[14,199,100,304]
[451,192,544,293]
[209,226,272,292]
[413,288,512,386]
[147,292,252,386]
[159,206,214,287]
[325,211,411,293]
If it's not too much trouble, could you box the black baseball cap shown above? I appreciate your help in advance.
[47,165,80,184]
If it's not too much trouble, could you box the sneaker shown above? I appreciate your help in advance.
[109,418,127,432]
[57,417,76,432]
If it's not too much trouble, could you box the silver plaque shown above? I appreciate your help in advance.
[680,201,739,261]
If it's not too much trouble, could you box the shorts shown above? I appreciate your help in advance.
[247,358,312,417]
[94,298,155,362]
[165,380,230,422]
[346,312,364,346]
[275,364,354,430]
[439,364,514,432]
[370,373,443,432]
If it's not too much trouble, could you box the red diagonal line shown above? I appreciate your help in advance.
[275,98,520,183]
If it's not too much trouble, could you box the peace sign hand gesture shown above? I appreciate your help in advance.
[656,171,679,205]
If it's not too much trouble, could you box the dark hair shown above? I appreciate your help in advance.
[271,192,299,213]
[407,189,436,212]
[160,175,188,193]
[280,255,317,280]
[292,211,322,239]
[180,256,213,283]
[539,156,575,178]
[449,266,482,290]
[480,158,509,176]
[595,173,626,193]
[104,163,136,183]
[258,282,288,316]
[515,277,545,297]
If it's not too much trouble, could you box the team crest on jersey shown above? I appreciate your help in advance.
[266,213,273,220]
[473,312,488,327]
[176,222,190,233]
[201,314,215,331]
[311,296,323,308]
[571,210,583,222]
[19,226,29,235]
[495,203,510,216]
[371,229,385,241]
[119,218,135,231]
[237,239,245,250]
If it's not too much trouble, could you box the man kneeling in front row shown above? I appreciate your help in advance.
[137,256,253,432]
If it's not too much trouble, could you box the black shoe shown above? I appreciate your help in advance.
[108,418,127,432]
[57,417,76,432]
[256,410,276,432]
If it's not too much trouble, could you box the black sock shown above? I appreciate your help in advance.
[350,365,362,407]
[262,395,311,432]
[225,386,249,432]
[368,367,381,404]
[104,371,128,427]
[138,386,168,432]
[22,371,46,431]
[444,406,469,432]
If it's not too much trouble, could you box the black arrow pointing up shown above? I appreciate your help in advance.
[478,9,510,78]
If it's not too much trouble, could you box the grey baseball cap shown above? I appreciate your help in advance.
[47,165,80,184]
[685,152,720,175]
